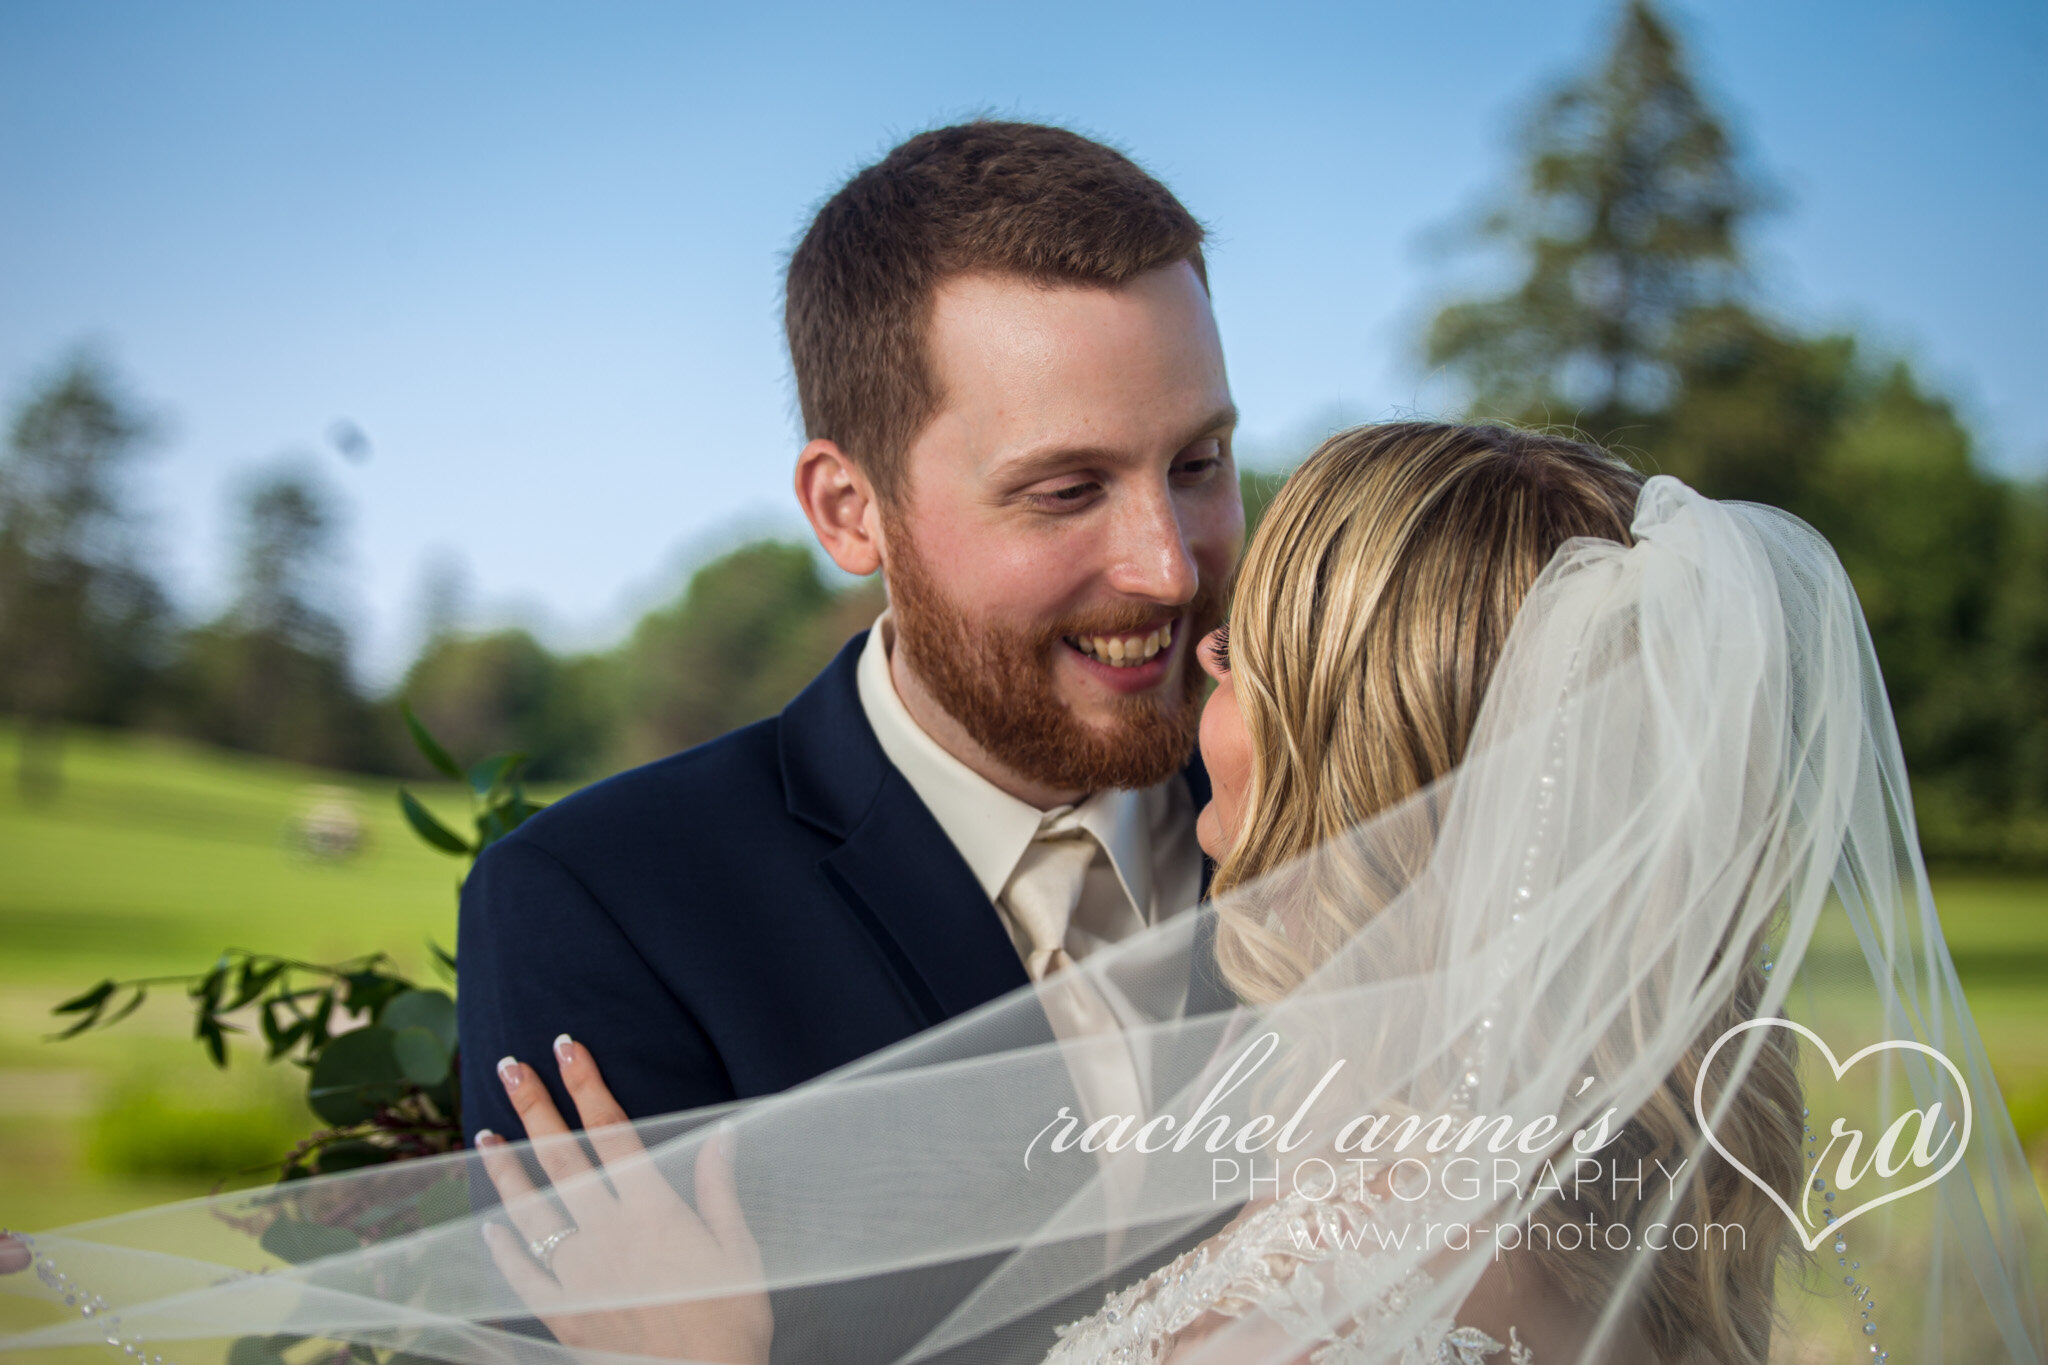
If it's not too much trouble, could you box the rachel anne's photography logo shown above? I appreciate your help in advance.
[1026,1025,1973,1254]
[1697,1018,1972,1252]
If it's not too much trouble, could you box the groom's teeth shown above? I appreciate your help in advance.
[1071,626,1175,668]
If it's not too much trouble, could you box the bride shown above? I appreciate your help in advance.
[5,422,2043,1364]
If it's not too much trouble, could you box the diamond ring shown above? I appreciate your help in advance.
[528,1226,578,1272]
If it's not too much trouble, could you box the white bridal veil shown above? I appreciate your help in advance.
[4,478,2044,1364]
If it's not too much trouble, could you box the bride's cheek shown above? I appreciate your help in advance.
[1196,800,1226,859]
[1197,683,1251,856]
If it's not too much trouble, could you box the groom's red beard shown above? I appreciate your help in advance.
[884,520,1222,793]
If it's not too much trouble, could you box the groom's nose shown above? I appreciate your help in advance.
[1104,481,1200,606]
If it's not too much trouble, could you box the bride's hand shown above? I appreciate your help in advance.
[477,1036,772,1365]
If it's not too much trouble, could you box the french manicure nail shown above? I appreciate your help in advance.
[475,1129,500,1147]
[497,1056,522,1090]
[553,1033,575,1065]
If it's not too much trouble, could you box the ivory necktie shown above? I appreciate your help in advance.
[1002,810,1150,1262]
[1001,812,1102,981]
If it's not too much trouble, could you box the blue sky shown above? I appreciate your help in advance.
[2,0,2042,682]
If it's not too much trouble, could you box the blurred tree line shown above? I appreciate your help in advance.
[3,0,2043,862]
[0,366,887,790]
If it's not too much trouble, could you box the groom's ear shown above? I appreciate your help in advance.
[795,438,886,578]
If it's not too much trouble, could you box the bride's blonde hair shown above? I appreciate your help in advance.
[1210,421,1802,1365]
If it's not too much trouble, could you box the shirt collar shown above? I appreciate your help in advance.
[1068,785,1152,923]
[855,613,1152,911]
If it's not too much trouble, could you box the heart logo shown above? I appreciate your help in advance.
[1694,1018,1972,1252]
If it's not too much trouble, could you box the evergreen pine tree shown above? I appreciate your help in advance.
[1427,0,1760,439]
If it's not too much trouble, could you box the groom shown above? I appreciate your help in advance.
[459,121,1242,1154]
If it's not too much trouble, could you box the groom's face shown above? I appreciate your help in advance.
[883,262,1241,794]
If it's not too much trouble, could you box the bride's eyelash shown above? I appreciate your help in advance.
[1210,624,1230,672]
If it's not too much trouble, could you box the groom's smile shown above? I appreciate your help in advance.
[1062,617,1179,691]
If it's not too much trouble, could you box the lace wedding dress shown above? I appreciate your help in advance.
[1047,1174,1533,1365]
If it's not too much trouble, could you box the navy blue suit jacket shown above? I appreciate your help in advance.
[458,628,1217,1152]
[456,632,1228,1361]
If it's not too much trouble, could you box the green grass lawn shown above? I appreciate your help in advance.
[0,722,2043,1247]
[0,724,481,1232]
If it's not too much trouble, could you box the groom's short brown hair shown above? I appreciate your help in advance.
[785,121,1207,500]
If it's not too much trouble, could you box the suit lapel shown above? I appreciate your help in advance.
[823,771,1031,1022]
[780,634,1029,1028]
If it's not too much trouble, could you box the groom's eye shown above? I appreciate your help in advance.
[1172,439,1226,483]
[1025,478,1104,511]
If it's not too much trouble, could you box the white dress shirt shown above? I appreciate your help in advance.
[854,614,1204,973]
